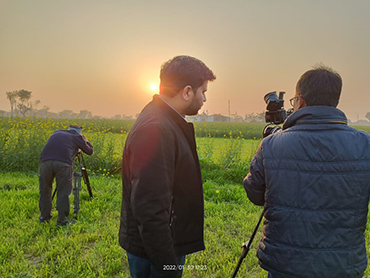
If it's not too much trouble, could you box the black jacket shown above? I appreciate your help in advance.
[119,95,204,277]
[244,106,370,278]
[40,130,93,164]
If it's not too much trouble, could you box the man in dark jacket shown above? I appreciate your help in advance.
[244,65,370,278]
[39,125,93,226]
[119,55,216,278]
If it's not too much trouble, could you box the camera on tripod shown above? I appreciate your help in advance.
[263,91,293,138]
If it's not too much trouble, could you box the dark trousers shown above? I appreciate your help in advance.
[39,160,73,223]
[126,252,186,278]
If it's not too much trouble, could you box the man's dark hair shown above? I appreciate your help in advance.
[159,55,216,97]
[296,64,342,107]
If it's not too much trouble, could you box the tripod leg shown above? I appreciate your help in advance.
[73,172,82,219]
[52,185,57,200]
[77,152,94,199]
[231,208,265,278]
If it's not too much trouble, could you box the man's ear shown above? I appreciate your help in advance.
[181,85,193,101]
[298,95,307,109]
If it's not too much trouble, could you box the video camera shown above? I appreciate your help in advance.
[263,91,293,138]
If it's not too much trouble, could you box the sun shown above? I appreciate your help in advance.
[150,83,158,92]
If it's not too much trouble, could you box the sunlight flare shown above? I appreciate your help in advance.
[150,83,158,92]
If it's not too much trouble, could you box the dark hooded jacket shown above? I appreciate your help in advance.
[40,130,93,164]
[119,95,204,277]
[244,106,370,278]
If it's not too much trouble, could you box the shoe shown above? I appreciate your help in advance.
[39,213,53,223]
[56,211,70,226]
[56,219,76,226]
[68,219,76,225]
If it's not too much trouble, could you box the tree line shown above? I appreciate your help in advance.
[3,89,134,120]
[3,89,266,122]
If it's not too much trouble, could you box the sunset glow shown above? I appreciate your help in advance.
[150,84,158,92]
[1,1,369,121]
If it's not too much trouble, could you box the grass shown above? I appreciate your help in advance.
[0,172,126,278]
[2,117,370,277]
[3,170,370,277]
[0,171,268,278]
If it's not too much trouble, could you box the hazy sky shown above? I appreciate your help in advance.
[1,0,370,121]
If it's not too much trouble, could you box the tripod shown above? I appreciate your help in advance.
[76,151,94,199]
[231,208,265,278]
[52,152,94,218]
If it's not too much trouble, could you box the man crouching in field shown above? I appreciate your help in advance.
[38,125,93,226]
[119,55,216,278]
[244,65,370,278]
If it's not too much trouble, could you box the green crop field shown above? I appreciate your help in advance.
[1,117,370,277]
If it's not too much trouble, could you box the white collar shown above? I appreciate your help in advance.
[158,95,187,122]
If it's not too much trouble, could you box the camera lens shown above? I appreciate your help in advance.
[264,91,283,112]
[264,92,279,104]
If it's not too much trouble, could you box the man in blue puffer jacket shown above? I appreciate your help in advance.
[244,65,370,278]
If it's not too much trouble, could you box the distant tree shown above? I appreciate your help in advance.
[79,110,92,119]
[37,106,50,118]
[17,89,32,101]
[122,114,133,120]
[6,91,18,117]
[15,90,40,117]
[366,112,370,122]
[231,112,244,122]
[59,110,75,119]
[245,112,265,123]
[113,114,121,119]
[48,112,58,118]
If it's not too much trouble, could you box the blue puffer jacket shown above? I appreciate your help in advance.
[244,106,370,278]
